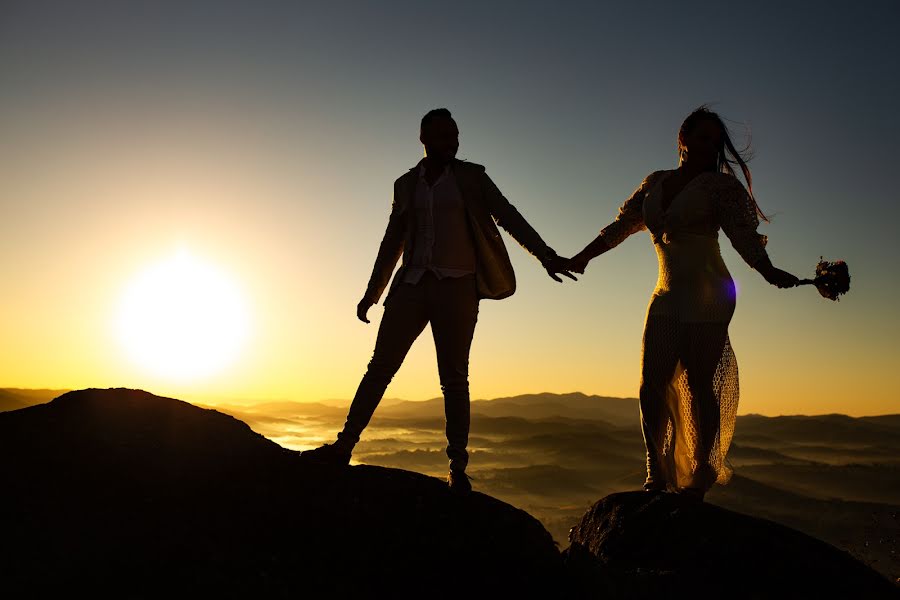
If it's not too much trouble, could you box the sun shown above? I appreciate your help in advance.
[116,249,250,381]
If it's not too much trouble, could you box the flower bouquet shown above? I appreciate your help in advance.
[797,258,850,301]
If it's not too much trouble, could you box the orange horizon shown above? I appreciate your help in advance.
[2,385,896,418]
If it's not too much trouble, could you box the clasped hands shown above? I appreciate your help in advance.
[357,251,590,323]
[544,250,590,282]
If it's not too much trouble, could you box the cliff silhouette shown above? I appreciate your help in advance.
[1,389,894,598]
[0,389,562,596]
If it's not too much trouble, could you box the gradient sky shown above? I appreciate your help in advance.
[2,1,898,415]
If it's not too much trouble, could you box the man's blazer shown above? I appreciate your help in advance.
[364,158,552,303]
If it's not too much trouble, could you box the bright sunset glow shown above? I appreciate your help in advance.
[1,3,897,417]
[116,249,250,381]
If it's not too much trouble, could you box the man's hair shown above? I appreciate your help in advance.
[420,108,454,135]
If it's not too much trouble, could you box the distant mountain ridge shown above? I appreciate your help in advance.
[0,388,69,412]
[351,392,638,427]
[3,388,896,423]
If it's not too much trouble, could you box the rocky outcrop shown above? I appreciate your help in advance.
[3,388,893,598]
[564,490,897,599]
[0,389,563,597]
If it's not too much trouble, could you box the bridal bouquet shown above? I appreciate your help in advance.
[798,258,850,301]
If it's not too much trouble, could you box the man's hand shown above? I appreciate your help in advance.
[543,253,578,283]
[357,297,374,323]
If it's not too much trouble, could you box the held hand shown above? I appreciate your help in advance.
[755,256,800,289]
[357,297,374,323]
[762,267,800,289]
[568,252,590,275]
[545,254,578,283]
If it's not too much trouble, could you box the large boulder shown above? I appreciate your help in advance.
[0,389,564,597]
[564,490,897,599]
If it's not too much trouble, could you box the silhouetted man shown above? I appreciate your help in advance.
[302,108,574,493]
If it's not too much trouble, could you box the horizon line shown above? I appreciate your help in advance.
[3,387,897,419]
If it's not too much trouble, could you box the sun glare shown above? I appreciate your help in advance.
[116,249,250,381]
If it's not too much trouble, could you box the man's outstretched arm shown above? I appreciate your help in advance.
[481,171,576,282]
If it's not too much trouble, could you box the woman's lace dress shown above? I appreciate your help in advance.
[599,170,768,491]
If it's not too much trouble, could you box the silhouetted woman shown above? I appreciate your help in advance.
[569,106,798,500]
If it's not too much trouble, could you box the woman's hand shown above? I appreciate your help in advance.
[568,252,590,274]
[763,267,800,289]
[566,236,610,274]
[754,256,800,289]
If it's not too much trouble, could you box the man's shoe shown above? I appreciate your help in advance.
[300,442,351,466]
[448,469,472,494]
[643,469,668,492]
[642,477,667,492]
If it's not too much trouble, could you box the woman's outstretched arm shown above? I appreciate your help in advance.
[569,172,660,273]
[752,255,799,289]
[717,177,799,288]
[570,236,610,273]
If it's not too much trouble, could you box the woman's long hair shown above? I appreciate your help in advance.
[678,105,768,222]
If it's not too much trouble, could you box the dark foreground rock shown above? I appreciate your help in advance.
[564,490,897,599]
[0,389,564,597]
[4,388,894,598]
